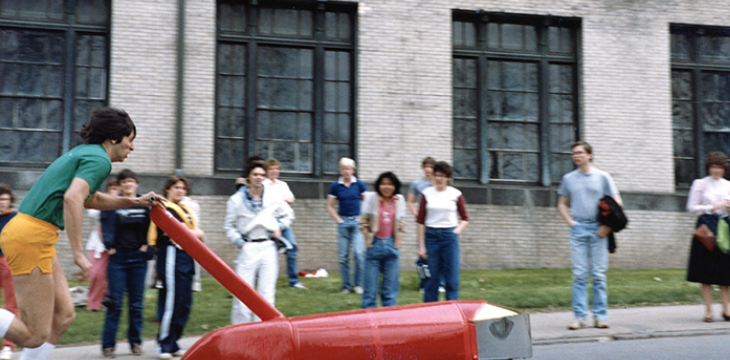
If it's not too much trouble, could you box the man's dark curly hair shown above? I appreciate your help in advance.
[79,107,136,144]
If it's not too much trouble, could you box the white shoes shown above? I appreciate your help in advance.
[568,318,587,330]
[595,318,610,328]
[353,286,364,294]
[158,350,185,359]
[0,346,12,360]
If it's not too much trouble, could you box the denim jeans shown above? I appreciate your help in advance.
[282,226,299,286]
[337,216,365,290]
[424,227,460,302]
[102,249,147,349]
[362,236,400,309]
[569,219,608,320]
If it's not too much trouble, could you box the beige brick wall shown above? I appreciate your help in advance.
[44,0,730,276]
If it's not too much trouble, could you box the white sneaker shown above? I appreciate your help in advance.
[0,346,12,360]
[158,353,172,360]
[438,286,446,293]
[353,286,364,294]
[568,318,587,330]
[594,318,610,329]
[290,282,307,289]
[173,350,186,357]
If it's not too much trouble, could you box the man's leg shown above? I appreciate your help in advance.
[351,221,366,289]
[336,222,352,291]
[282,227,300,287]
[255,244,278,321]
[569,224,589,321]
[589,228,609,321]
[102,255,124,350]
[5,268,54,349]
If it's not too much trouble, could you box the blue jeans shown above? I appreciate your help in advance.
[362,236,400,309]
[102,250,147,349]
[282,226,300,286]
[424,227,460,302]
[569,219,608,320]
[337,216,365,290]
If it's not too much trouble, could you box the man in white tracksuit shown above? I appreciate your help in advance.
[224,161,294,324]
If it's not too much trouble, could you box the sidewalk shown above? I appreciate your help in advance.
[530,303,730,345]
[29,304,730,359]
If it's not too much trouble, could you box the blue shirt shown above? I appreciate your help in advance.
[0,211,18,256]
[557,168,619,220]
[328,177,367,217]
[408,177,433,204]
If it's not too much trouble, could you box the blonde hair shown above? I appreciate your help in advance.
[339,157,356,170]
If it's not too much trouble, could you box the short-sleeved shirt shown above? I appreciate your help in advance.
[408,177,432,203]
[557,168,619,220]
[328,176,367,217]
[19,144,112,229]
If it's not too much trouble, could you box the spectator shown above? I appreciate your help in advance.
[101,170,151,358]
[686,151,730,322]
[86,179,120,312]
[149,176,205,359]
[407,157,443,293]
[180,195,203,293]
[327,158,368,294]
[359,172,406,309]
[0,184,18,360]
[416,161,469,303]
[263,158,305,289]
[225,161,294,324]
[557,141,621,330]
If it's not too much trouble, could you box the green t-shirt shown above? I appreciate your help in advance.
[19,144,112,229]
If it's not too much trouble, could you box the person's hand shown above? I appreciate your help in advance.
[417,246,427,259]
[140,245,148,252]
[568,219,577,228]
[273,229,282,239]
[596,225,612,238]
[453,228,462,235]
[712,202,727,211]
[138,192,166,207]
[74,252,92,279]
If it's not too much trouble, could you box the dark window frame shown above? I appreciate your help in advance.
[452,11,580,186]
[215,0,357,177]
[671,24,730,188]
[0,1,111,168]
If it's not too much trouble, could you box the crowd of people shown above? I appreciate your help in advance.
[0,105,727,359]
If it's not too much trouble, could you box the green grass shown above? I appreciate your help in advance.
[59,268,704,346]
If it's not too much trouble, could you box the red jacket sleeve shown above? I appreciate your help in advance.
[456,195,469,222]
[416,196,427,225]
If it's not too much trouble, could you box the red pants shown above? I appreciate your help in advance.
[0,256,17,350]
[87,250,109,311]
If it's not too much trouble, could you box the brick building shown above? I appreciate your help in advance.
[1,0,729,276]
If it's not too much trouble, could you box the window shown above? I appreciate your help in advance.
[452,13,579,185]
[671,25,730,187]
[0,0,110,167]
[216,0,356,176]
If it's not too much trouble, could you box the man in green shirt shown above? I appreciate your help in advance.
[0,108,163,360]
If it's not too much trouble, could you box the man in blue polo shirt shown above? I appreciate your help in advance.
[327,158,368,294]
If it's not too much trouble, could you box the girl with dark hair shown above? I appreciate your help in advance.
[686,151,730,322]
[0,107,160,360]
[148,176,205,359]
[416,161,469,303]
[359,172,406,309]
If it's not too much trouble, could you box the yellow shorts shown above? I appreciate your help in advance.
[0,213,59,276]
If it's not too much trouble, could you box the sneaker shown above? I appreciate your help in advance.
[419,288,424,294]
[131,344,143,356]
[341,288,351,294]
[438,286,446,293]
[0,346,12,360]
[173,350,186,357]
[103,348,116,358]
[595,318,610,329]
[568,318,587,330]
[290,282,307,289]
[353,286,364,294]
[158,353,173,360]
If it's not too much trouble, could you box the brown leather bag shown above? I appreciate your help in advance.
[694,224,716,252]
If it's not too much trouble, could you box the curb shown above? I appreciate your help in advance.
[533,328,730,346]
